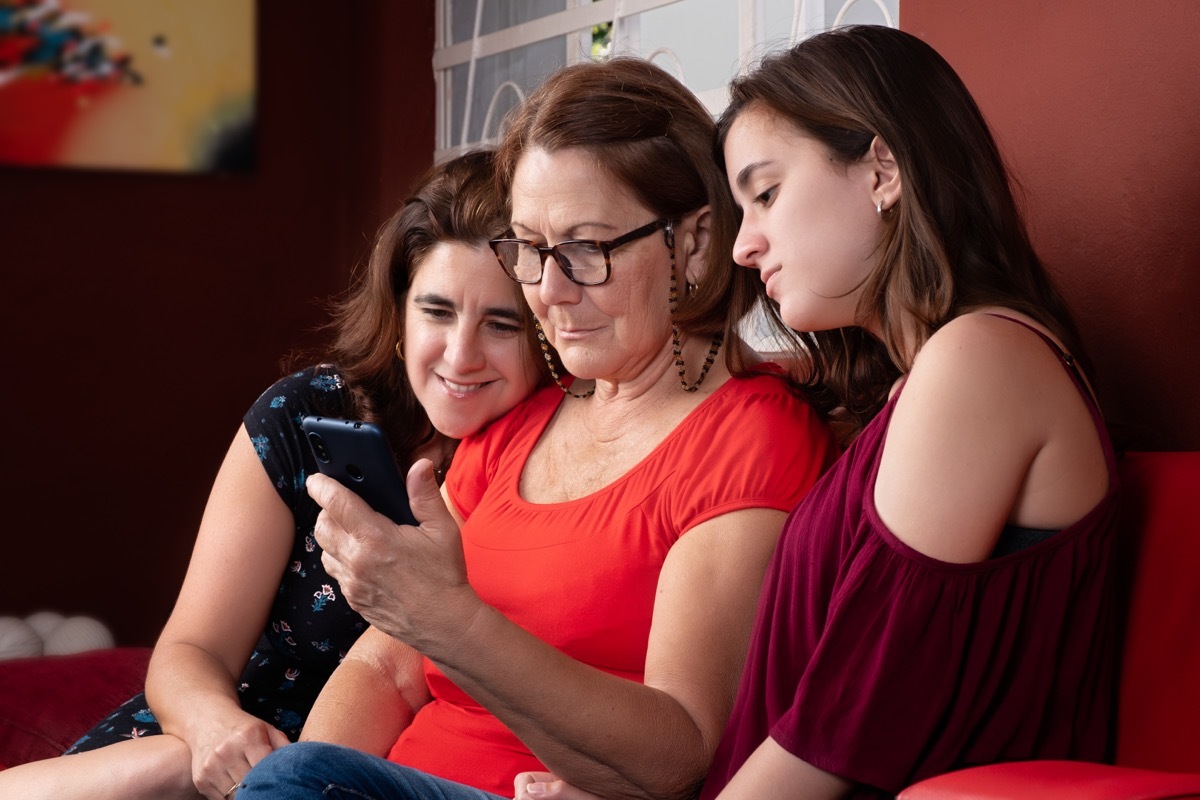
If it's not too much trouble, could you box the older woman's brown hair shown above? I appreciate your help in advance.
[717,25,1082,436]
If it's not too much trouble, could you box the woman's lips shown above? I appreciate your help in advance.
[760,266,780,288]
[438,376,493,395]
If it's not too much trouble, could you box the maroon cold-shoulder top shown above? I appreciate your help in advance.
[701,319,1120,798]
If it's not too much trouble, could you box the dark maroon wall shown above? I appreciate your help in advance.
[0,1,436,646]
[902,0,1200,451]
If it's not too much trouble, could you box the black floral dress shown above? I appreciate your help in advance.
[68,366,370,751]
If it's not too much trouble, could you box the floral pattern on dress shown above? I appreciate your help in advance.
[67,366,371,750]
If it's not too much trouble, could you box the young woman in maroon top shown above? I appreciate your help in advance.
[516,24,1118,800]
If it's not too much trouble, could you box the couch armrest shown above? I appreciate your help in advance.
[897,761,1200,799]
[0,647,151,769]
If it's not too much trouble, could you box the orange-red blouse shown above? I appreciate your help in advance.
[389,371,835,795]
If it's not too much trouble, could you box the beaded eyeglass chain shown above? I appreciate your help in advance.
[665,225,723,393]
[534,318,594,398]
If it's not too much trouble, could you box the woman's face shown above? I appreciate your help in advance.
[723,106,882,332]
[403,242,542,439]
[508,147,678,384]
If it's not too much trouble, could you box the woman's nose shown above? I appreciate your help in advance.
[445,325,486,372]
[732,222,764,269]
[537,251,579,305]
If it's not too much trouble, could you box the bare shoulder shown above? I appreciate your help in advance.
[892,315,1058,451]
[907,311,1066,395]
[876,311,1102,563]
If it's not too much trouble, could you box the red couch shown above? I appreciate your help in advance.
[3,452,1198,797]
[0,646,151,770]
[900,451,1200,798]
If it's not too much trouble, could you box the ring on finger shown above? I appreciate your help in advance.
[223,782,241,798]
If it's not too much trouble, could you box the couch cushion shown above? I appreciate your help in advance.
[897,759,1200,799]
[1116,451,1200,773]
[0,647,151,768]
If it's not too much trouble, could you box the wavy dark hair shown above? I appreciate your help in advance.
[293,148,533,465]
[494,57,764,374]
[716,25,1083,437]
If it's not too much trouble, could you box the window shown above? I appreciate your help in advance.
[434,0,900,161]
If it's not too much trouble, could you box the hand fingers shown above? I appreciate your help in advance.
[203,771,245,800]
[306,472,373,522]
[515,771,556,793]
[308,474,387,568]
[406,459,453,530]
[514,772,594,800]
[197,723,283,799]
[265,726,292,753]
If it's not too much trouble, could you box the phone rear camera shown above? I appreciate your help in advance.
[347,464,364,481]
[307,432,331,463]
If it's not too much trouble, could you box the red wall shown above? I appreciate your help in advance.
[0,1,436,646]
[902,0,1200,452]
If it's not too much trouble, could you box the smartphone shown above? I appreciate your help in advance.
[300,416,417,526]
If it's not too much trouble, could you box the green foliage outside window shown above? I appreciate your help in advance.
[592,22,612,58]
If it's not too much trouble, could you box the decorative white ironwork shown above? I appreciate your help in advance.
[479,80,527,143]
[833,0,895,28]
[643,47,686,82]
[435,0,899,161]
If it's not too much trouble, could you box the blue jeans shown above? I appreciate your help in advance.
[238,742,508,800]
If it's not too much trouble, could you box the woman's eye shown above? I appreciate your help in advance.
[754,186,777,206]
[486,320,522,336]
[419,307,453,321]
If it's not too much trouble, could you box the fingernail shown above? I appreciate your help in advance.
[525,785,547,798]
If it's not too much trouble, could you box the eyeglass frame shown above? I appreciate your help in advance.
[488,218,674,286]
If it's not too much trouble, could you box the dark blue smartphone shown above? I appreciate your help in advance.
[300,416,417,526]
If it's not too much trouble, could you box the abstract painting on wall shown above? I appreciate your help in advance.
[0,0,255,173]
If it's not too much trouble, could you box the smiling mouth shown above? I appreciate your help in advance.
[439,376,493,393]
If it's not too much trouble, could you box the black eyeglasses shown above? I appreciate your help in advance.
[489,219,673,286]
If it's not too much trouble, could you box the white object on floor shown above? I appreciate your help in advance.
[0,612,116,659]
[0,616,44,660]
[43,615,116,656]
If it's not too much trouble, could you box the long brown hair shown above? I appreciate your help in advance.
[297,148,529,465]
[494,57,762,371]
[717,25,1082,436]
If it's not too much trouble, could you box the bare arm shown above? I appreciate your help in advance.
[145,426,295,797]
[875,312,1108,562]
[311,463,784,800]
[300,625,430,755]
[715,737,851,800]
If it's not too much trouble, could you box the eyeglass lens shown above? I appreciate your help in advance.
[495,241,608,285]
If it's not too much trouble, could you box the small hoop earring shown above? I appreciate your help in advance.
[394,338,405,362]
[875,199,883,217]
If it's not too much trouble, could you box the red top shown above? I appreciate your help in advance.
[387,372,836,795]
[701,332,1120,798]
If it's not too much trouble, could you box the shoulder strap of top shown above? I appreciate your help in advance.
[983,313,1118,497]
[984,313,1101,409]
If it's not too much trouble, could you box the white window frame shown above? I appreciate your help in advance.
[433,0,899,162]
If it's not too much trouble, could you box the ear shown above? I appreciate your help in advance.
[677,205,712,286]
[866,136,902,212]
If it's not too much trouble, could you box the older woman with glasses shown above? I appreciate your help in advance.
[236,57,836,800]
